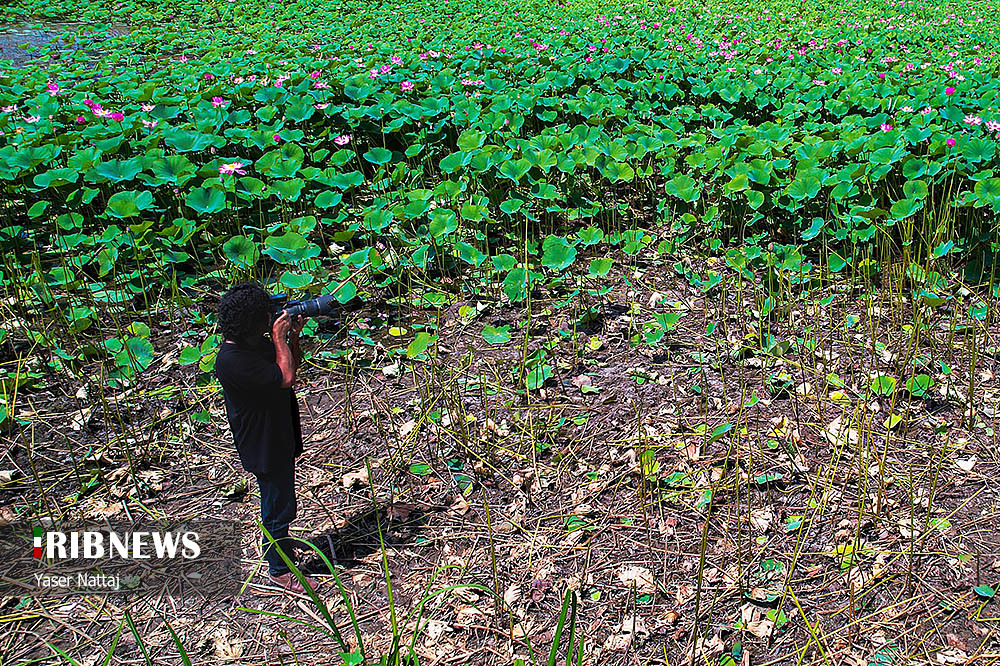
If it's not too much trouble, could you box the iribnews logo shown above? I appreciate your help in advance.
[32,524,202,560]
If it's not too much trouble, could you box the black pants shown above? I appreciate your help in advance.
[255,464,297,576]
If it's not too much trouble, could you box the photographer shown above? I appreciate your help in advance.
[215,282,317,593]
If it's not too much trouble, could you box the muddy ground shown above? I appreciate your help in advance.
[1,260,999,665]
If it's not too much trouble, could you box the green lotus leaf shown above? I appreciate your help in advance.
[499,159,532,182]
[106,190,154,218]
[869,375,897,396]
[541,235,577,272]
[482,325,512,344]
[279,270,313,289]
[223,235,260,268]
[589,258,613,277]
[974,178,1000,209]
[115,337,154,375]
[315,190,343,209]
[186,187,227,214]
[363,147,393,165]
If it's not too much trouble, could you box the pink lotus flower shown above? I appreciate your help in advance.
[141,103,154,112]
[219,161,247,176]
[204,73,215,81]
[83,98,94,108]
[314,103,329,110]
[986,120,1000,133]
[2,105,16,113]
[24,115,40,123]
[309,70,321,79]
[142,119,158,128]
[902,105,913,113]
[832,67,842,74]
[273,133,281,142]
[110,112,125,122]
[334,134,352,146]
[945,86,955,95]
[946,137,956,147]
[880,123,893,131]
[75,116,85,123]
[211,96,228,108]
[46,83,59,96]
[964,114,982,125]
[400,80,414,91]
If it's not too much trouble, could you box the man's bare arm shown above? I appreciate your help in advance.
[272,313,296,389]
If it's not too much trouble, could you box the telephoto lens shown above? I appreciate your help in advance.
[284,294,337,318]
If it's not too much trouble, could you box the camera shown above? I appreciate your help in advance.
[269,293,337,319]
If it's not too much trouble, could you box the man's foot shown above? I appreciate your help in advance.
[269,572,319,594]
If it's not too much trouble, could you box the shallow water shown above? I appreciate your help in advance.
[0,21,128,68]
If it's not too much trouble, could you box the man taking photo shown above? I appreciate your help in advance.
[214,282,317,594]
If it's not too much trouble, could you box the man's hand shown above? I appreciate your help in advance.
[272,311,292,341]
[288,315,305,371]
[289,315,307,338]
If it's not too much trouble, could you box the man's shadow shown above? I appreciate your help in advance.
[297,503,434,575]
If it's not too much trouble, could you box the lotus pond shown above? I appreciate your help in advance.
[1,0,999,381]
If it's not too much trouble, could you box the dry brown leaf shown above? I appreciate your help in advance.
[449,495,470,517]
[682,441,701,462]
[511,618,533,639]
[675,583,695,605]
[749,507,773,533]
[387,503,414,521]
[212,629,243,661]
[955,456,976,472]
[935,648,968,664]
[421,619,451,642]
[741,606,774,639]
[342,467,369,489]
[820,416,858,447]
[455,606,485,626]
[84,498,122,519]
[618,566,656,594]
[619,615,649,636]
[398,419,417,438]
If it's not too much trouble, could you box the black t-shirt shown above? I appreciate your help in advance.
[214,338,302,476]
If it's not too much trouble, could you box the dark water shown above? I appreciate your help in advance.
[0,22,128,68]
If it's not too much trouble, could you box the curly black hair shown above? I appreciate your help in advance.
[218,282,271,342]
